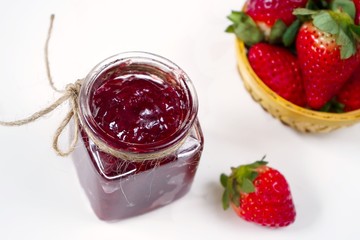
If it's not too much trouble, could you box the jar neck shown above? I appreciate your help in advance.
[78,52,198,159]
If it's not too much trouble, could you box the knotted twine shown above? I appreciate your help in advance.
[0,15,188,161]
[0,15,83,157]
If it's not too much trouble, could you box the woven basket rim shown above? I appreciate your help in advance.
[236,38,360,122]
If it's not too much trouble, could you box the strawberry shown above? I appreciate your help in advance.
[336,66,360,111]
[294,9,360,109]
[226,0,307,46]
[247,43,306,107]
[245,0,308,27]
[354,0,360,24]
[220,158,296,228]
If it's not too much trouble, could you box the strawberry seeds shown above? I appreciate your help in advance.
[227,0,360,112]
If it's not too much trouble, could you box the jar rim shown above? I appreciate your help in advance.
[78,51,199,154]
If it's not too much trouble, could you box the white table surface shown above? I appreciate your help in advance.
[1,0,360,239]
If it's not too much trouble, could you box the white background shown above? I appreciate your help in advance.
[0,0,359,239]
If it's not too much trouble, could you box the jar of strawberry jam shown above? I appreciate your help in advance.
[73,52,204,221]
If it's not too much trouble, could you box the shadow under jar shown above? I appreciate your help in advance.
[73,52,204,221]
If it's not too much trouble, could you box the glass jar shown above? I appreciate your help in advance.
[72,52,204,221]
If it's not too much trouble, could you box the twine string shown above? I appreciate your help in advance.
[45,14,63,93]
[0,15,83,156]
[0,15,187,161]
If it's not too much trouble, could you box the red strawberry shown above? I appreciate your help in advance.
[354,0,360,24]
[245,0,308,27]
[295,9,360,109]
[220,158,296,228]
[248,43,306,107]
[226,0,307,46]
[336,66,360,111]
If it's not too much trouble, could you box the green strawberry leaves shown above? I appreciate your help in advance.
[282,19,302,47]
[220,157,268,210]
[320,98,345,113]
[225,11,300,47]
[269,20,288,44]
[294,8,359,59]
[220,174,231,209]
[313,11,356,59]
[226,11,264,46]
[226,0,360,52]
[330,0,356,20]
[313,11,340,33]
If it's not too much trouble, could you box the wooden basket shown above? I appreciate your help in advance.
[235,39,360,133]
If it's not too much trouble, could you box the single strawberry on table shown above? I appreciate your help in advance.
[247,43,306,107]
[294,8,360,110]
[220,157,296,228]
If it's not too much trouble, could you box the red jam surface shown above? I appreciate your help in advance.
[91,71,188,149]
[73,61,204,221]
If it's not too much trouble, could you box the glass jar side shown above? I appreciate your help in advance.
[73,119,203,220]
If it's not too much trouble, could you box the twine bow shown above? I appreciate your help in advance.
[0,15,189,160]
[0,15,83,157]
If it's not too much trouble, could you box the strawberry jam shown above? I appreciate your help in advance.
[91,71,188,153]
[73,52,204,221]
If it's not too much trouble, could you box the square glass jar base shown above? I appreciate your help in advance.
[72,121,203,221]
